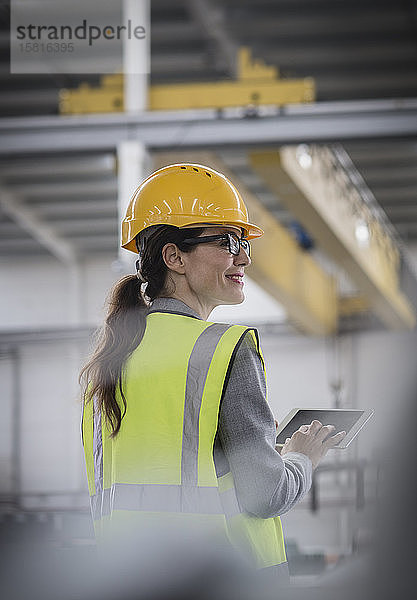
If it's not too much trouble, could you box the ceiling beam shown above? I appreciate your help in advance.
[151,22,203,43]
[0,155,115,179]
[0,185,77,264]
[344,141,417,162]
[369,186,417,204]
[2,99,417,156]
[7,181,117,198]
[348,166,417,184]
[226,12,408,37]
[36,199,116,218]
[258,42,416,66]
[151,52,213,74]
[384,207,417,220]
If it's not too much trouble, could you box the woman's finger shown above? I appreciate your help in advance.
[309,420,323,435]
[316,424,335,443]
[324,431,346,448]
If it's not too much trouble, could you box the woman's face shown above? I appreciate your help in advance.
[181,225,251,314]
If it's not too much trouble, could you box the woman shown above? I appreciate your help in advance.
[80,163,344,580]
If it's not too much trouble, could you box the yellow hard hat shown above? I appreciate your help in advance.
[121,163,264,253]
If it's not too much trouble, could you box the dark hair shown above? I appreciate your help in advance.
[79,225,204,437]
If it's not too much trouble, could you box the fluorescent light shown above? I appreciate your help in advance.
[296,144,312,169]
[355,219,370,247]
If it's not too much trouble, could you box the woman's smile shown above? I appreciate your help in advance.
[225,271,244,286]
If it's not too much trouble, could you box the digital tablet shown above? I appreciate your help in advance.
[275,408,374,449]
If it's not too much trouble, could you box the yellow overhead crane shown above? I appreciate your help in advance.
[250,148,416,331]
[59,47,315,114]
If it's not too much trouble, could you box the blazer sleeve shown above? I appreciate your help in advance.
[214,330,313,518]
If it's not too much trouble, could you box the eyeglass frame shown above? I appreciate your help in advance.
[181,232,251,257]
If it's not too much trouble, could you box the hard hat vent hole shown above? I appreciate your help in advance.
[193,167,199,172]
[205,172,212,177]
[180,166,186,170]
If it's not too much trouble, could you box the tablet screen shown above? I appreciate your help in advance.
[276,409,365,444]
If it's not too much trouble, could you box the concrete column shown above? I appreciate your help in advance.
[122,0,150,113]
[117,140,150,272]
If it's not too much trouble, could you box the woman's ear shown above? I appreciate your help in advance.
[161,243,186,275]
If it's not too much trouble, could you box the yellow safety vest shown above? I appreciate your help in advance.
[82,311,287,571]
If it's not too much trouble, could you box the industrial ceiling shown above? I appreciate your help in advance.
[0,0,416,332]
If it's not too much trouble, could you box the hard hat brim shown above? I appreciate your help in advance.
[121,219,264,254]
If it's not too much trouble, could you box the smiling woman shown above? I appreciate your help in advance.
[159,224,251,320]
[79,163,338,584]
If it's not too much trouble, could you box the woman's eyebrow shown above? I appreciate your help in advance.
[219,228,240,234]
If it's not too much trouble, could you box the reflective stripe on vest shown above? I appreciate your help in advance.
[181,323,231,486]
[90,483,225,520]
[82,312,286,569]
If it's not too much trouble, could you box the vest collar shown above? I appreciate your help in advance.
[149,297,202,320]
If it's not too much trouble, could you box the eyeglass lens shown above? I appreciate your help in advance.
[228,233,250,257]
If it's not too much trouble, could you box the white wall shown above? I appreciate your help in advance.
[0,255,119,330]
[0,341,90,505]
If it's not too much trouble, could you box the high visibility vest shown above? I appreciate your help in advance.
[82,311,287,570]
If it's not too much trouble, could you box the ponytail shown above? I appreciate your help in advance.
[80,275,147,437]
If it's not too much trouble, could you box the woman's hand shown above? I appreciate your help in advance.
[279,420,346,469]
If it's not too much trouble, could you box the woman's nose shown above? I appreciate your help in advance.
[234,246,251,266]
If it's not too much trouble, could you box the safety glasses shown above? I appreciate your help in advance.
[182,232,251,257]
